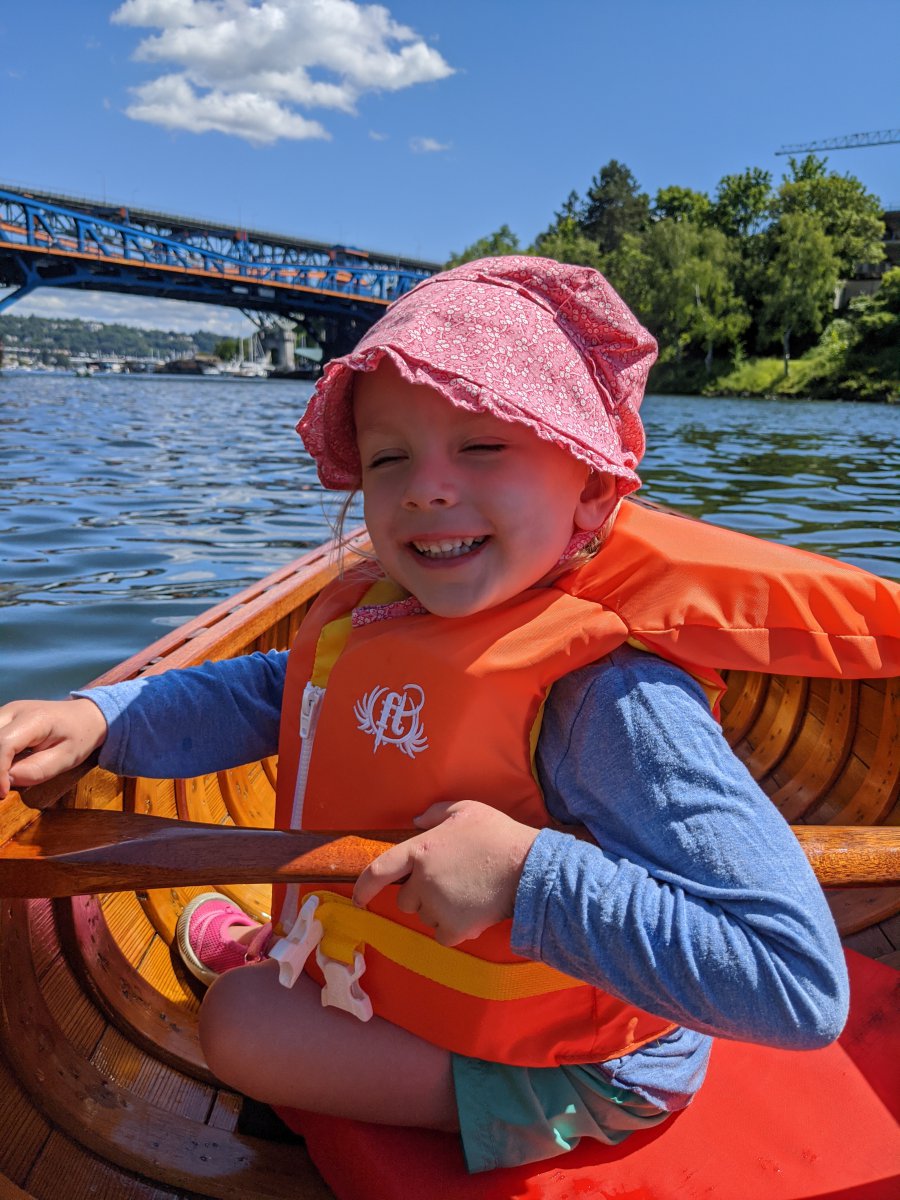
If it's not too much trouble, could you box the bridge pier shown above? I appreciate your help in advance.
[262,324,296,371]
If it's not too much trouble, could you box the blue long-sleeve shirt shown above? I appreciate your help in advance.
[76,645,848,1109]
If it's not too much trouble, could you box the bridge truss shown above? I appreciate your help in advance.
[0,186,439,359]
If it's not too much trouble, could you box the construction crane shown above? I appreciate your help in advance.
[776,128,900,155]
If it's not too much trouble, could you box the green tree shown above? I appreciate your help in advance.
[446,225,520,267]
[530,216,603,268]
[599,229,653,318]
[653,185,711,225]
[757,211,840,375]
[711,167,773,240]
[608,220,747,367]
[709,167,775,348]
[776,155,885,278]
[214,337,239,361]
[830,268,900,401]
[578,160,650,254]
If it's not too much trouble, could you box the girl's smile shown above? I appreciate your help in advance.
[353,362,614,618]
[409,535,488,561]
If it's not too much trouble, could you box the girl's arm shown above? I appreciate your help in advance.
[72,649,288,778]
[514,645,849,1050]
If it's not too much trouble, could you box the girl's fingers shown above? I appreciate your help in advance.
[0,710,50,786]
[0,698,108,798]
[352,842,416,908]
[7,744,73,790]
[412,800,455,829]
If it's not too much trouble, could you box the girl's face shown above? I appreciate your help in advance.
[353,362,615,618]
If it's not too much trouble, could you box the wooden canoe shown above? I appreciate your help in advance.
[0,524,898,1199]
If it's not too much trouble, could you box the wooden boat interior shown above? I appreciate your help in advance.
[0,527,898,1199]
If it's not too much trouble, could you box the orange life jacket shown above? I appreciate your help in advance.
[272,501,900,1067]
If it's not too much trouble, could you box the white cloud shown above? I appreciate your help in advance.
[368,129,387,141]
[410,136,449,153]
[126,73,329,144]
[111,0,454,145]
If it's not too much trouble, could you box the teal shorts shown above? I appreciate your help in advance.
[452,1055,670,1174]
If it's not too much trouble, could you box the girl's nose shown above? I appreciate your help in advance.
[401,457,458,509]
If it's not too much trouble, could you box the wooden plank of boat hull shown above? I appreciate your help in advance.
[740,675,809,783]
[770,678,858,822]
[842,677,900,825]
[217,763,276,829]
[60,895,212,1082]
[0,797,41,857]
[0,1175,33,1200]
[827,887,900,937]
[28,890,65,983]
[92,1021,215,1120]
[0,899,332,1200]
[98,888,203,1015]
[719,669,769,749]
[260,757,278,792]
[39,902,214,1123]
[102,890,159,970]
[815,678,900,826]
[0,1049,51,1188]
[25,1133,192,1200]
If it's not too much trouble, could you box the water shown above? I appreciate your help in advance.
[1,374,898,705]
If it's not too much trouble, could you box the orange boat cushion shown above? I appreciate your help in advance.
[280,949,900,1200]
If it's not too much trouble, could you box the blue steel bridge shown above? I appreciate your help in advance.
[0,184,440,361]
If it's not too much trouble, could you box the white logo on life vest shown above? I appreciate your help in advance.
[354,684,428,757]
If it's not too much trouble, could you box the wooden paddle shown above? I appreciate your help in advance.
[0,807,898,897]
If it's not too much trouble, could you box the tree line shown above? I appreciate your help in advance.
[447,157,898,401]
[0,314,222,362]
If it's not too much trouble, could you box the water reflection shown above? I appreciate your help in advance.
[0,378,897,703]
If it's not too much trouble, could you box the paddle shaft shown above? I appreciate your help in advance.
[1,808,898,898]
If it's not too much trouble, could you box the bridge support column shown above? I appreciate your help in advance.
[263,325,296,371]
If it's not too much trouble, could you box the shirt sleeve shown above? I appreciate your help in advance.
[73,649,288,778]
[512,646,849,1050]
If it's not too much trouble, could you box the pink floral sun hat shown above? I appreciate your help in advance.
[296,255,657,498]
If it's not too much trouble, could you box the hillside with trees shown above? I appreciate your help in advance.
[448,156,897,402]
[0,314,223,365]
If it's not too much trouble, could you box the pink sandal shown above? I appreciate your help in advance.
[176,892,273,985]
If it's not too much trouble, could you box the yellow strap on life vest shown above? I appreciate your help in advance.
[310,578,407,688]
[311,890,585,1001]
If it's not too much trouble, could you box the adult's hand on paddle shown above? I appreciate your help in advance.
[0,698,108,798]
[352,800,538,947]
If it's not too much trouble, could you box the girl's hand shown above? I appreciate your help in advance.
[0,698,108,798]
[352,800,539,947]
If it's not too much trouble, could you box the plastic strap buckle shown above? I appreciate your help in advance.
[317,946,373,1022]
[269,895,323,988]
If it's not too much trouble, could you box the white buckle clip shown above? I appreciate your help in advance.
[269,895,323,989]
[317,947,373,1022]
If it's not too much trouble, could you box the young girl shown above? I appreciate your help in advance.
[0,257,856,1175]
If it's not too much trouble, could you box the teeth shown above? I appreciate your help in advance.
[412,536,486,558]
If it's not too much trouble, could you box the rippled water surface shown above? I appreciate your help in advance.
[1,374,898,704]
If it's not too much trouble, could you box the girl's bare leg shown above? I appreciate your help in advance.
[199,960,458,1130]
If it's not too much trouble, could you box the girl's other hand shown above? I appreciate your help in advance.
[0,698,108,798]
[352,800,538,946]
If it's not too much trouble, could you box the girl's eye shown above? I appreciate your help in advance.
[464,442,506,454]
[367,451,406,468]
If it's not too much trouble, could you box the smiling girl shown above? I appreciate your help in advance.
[0,257,865,1174]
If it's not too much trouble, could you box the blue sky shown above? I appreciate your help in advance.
[2,0,897,334]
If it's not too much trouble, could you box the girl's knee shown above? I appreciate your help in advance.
[198,963,269,1088]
